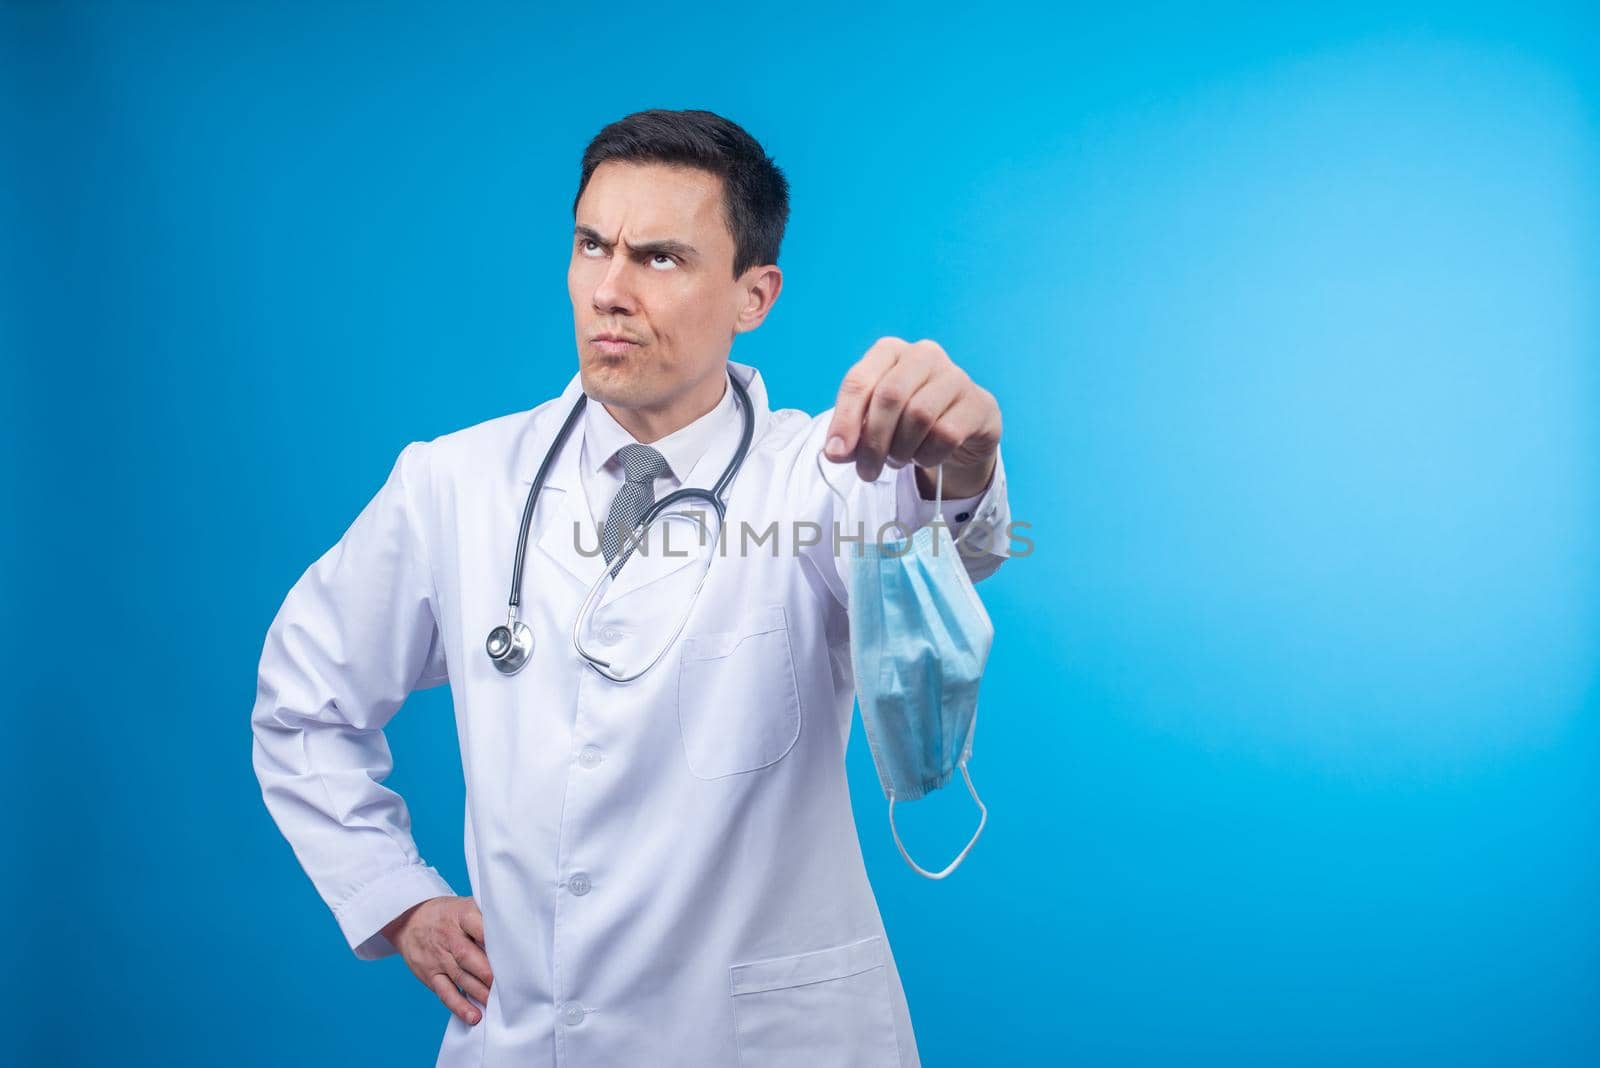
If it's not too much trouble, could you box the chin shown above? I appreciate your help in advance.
[579,349,655,404]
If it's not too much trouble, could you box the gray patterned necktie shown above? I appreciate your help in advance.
[601,443,672,575]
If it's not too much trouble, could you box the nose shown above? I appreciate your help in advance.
[591,252,637,316]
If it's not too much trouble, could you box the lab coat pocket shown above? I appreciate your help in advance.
[677,604,802,779]
[729,935,903,1067]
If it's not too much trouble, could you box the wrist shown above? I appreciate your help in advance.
[914,453,996,500]
[381,900,425,943]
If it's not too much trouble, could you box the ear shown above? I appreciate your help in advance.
[733,265,783,334]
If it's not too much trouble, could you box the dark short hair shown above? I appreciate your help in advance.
[573,109,790,279]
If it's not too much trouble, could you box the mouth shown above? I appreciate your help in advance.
[589,333,643,356]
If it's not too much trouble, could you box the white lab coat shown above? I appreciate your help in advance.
[251,360,1012,1067]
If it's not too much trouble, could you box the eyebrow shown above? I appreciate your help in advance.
[574,224,699,261]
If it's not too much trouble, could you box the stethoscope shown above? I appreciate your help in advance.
[486,368,755,680]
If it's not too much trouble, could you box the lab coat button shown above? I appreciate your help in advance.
[577,746,604,769]
[561,1001,586,1026]
[568,871,592,896]
[599,625,623,645]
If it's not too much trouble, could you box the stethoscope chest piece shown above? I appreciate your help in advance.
[486,618,533,675]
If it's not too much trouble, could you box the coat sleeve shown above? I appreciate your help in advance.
[250,440,457,961]
[800,409,1015,609]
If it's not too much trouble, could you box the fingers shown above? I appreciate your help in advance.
[824,338,902,462]
[428,971,482,1026]
[445,943,494,1004]
[857,356,936,481]
[825,336,1000,492]
[427,934,493,1024]
[911,393,989,469]
[459,900,487,946]
[451,937,495,999]
[449,900,494,999]
[886,368,964,471]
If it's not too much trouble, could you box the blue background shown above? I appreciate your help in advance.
[6,2,1598,1064]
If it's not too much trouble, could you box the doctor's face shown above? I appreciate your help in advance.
[569,161,777,421]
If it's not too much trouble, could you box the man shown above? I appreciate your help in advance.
[251,108,1012,1067]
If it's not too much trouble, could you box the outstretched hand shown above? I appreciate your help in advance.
[823,337,1001,499]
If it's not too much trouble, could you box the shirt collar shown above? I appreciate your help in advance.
[582,371,735,482]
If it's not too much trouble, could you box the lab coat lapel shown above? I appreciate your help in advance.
[533,483,608,590]
[523,380,609,590]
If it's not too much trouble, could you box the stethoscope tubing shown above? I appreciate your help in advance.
[502,367,754,626]
[508,392,588,613]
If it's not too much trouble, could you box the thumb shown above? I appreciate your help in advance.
[823,413,857,461]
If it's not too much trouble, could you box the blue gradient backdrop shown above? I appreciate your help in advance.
[5,2,1598,1065]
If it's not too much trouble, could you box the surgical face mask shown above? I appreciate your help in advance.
[819,455,995,879]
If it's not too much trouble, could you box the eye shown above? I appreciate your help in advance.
[649,253,678,271]
[578,239,604,257]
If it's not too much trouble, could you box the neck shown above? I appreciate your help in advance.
[606,369,728,444]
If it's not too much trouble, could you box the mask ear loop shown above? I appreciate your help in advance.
[887,765,988,880]
[913,457,980,556]
[930,460,978,554]
[815,448,861,536]
[815,452,952,545]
